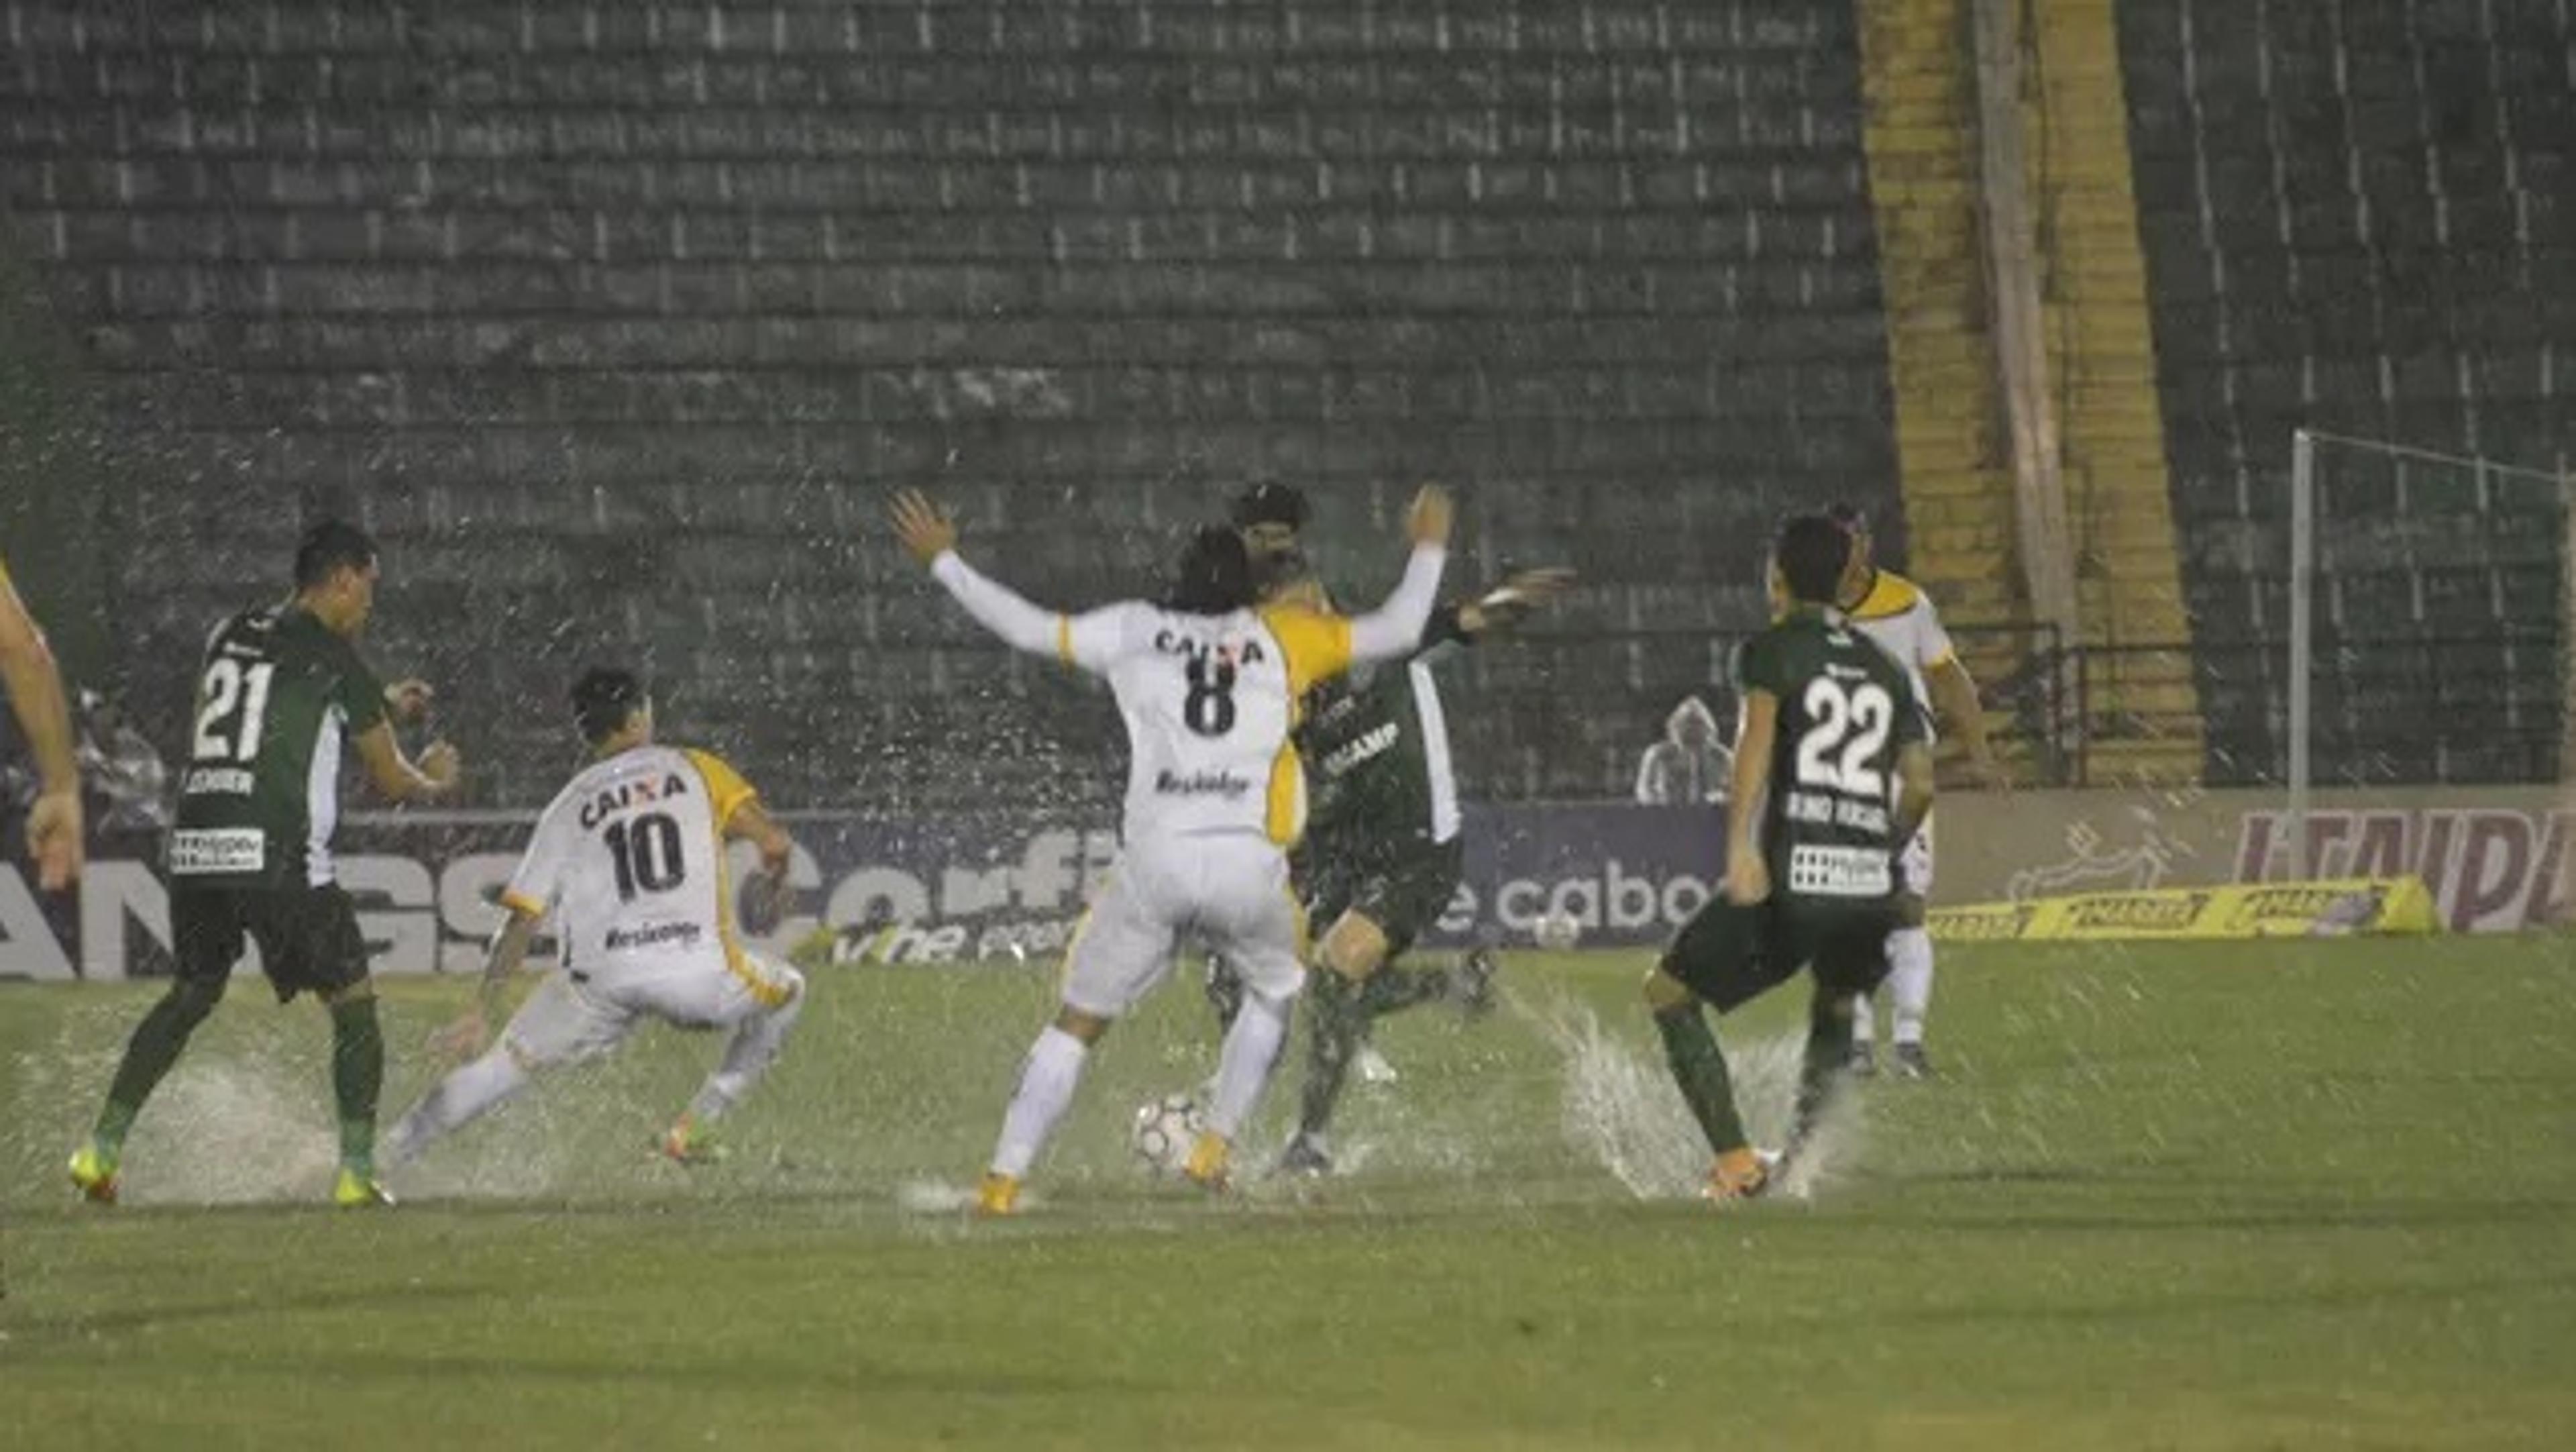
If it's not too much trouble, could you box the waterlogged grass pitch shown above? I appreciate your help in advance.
[4,938,2572,1449]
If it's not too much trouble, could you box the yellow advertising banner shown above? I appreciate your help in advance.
[1929,878,2440,943]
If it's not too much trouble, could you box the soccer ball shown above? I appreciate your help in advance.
[1130,1093,1204,1177]
[1534,909,1584,951]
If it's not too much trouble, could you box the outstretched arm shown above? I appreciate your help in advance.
[433,908,539,1061]
[354,722,460,804]
[0,564,82,889]
[931,554,1070,658]
[1423,566,1578,664]
[1927,656,2000,786]
[1346,486,1456,662]
[1890,741,1938,847]
[893,488,1078,661]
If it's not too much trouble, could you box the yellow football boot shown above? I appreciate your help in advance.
[67,1143,119,1206]
[974,1172,1022,1218]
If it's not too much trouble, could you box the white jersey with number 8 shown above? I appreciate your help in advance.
[500,744,773,996]
[1053,599,1356,846]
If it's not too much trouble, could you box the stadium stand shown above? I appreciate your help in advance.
[0,0,1906,809]
[2119,0,2576,784]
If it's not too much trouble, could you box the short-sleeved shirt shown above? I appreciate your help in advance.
[502,744,763,988]
[168,605,390,888]
[1843,570,1955,738]
[1051,599,1356,847]
[1735,607,1928,903]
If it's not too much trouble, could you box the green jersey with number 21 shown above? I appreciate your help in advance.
[1735,607,1927,902]
[169,606,390,888]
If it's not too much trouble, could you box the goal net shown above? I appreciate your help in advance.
[2285,429,2573,878]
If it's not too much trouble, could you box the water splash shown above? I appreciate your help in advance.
[1512,985,1866,1202]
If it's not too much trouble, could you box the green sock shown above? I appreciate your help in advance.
[329,996,384,1175]
[94,985,219,1159]
[1358,964,1450,1018]
[1653,1004,1749,1156]
[1296,972,1369,1141]
[1794,992,1860,1145]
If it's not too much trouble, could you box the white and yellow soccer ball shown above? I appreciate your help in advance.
[1130,1093,1204,1177]
[1534,909,1584,951]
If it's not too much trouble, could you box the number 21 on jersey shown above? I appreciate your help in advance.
[193,659,275,763]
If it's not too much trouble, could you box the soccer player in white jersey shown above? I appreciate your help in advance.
[382,668,806,1172]
[890,485,1452,1216]
[1827,504,2000,1078]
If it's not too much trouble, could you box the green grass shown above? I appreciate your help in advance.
[5,937,2574,1449]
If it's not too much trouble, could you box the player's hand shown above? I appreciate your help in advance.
[1958,754,2010,792]
[430,1009,489,1061]
[739,865,794,936]
[1723,852,1770,906]
[1405,485,1454,548]
[384,678,435,724]
[1459,567,1577,635]
[27,786,83,892]
[418,741,462,793]
[891,488,959,565]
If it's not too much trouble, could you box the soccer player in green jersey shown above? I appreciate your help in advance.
[68,522,460,1207]
[1216,482,1573,1176]
[1644,513,1936,1204]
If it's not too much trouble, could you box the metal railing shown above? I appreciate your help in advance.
[2019,631,2563,789]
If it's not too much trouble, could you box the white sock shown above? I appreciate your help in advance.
[384,1049,528,1168]
[1206,991,1291,1141]
[688,972,807,1125]
[1888,927,1935,1045]
[1850,987,1878,1045]
[989,1026,1089,1180]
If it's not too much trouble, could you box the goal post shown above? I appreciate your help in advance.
[2285,428,2573,880]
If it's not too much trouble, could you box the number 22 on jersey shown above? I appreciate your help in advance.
[1794,676,1892,798]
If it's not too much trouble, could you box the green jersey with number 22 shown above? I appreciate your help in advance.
[1735,606,1927,903]
[168,606,390,889]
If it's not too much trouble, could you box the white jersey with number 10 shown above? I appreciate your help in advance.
[500,744,766,991]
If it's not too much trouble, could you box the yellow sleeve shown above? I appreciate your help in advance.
[1260,605,1355,696]
[684,748,759,831]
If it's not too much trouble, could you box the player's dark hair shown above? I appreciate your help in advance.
[1165,525,1257,615]
[1229,480,1309,533]
[571,667,649,745]
[1774,514,1853,605]
[293,519,378,590]
[1825,501,1869,535]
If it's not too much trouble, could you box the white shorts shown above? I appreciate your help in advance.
[1899,815,1935,897]
[1061,832,1307,1019]
[503,951,804,1069]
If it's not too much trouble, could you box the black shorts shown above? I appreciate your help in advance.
[1302,835,1466,959]
[1659,894,1899,1014]
[172,882,372,1003]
